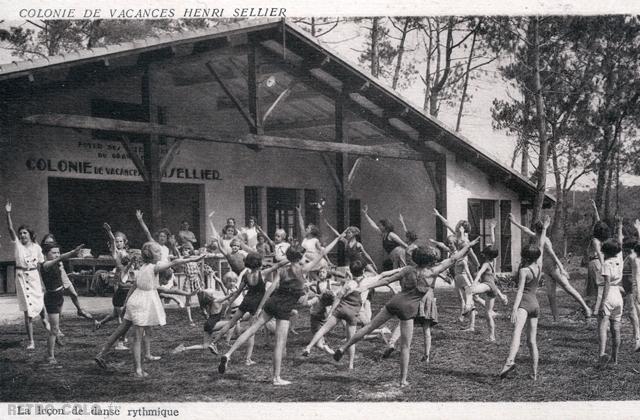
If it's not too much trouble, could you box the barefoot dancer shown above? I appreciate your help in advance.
[509,213,592,320]
[218,232,345,386]
[334,238,480,387]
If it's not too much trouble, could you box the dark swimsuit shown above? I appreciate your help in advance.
[42,264,64,314]
[518,264,541,318]
[385,267,432,321]
[238,271,265,315]
[263,266,305,320]
[333,282,363,326]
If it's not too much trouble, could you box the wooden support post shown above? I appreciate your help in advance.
[142,66,163,233]
[247,36,263,135]
[205,61,256,131]
[434,154,447,241]
[119,135,149,183]
[335,88,349,265]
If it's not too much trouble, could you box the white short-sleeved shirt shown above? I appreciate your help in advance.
[274,242,291,262]
[14,240,44,269]
[600,253,623,287]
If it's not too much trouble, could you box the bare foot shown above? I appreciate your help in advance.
[133,370,149,378]
[144,355,161,362]
[400,381,410,387]
[273,378,291,386]
[461,327,475,332]
[244,359,257,366]
[488,336,496,343]
[26,342,35,350]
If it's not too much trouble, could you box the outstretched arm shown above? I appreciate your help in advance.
[256,225,275,249]
[508,213,535,238]
[42,244,84,269]
[261,259,289,276]
[302,231,345,273]
[399,213,408,234]
[207,211,221,242]
[433,208,455,234]
[590,199,601,222]
[322,211,341,238]
[388,231,408,249]
[362,205,382,236]
[358,267,406,291]
[430,237,481,277]
[488,221,497,247]
[510,269,528,324]
[5,202,16,241]
[428,238,450,253]
[616,216,624,248]
[136,210,154,242]
[155,254,205,273]
[358,243,378,272]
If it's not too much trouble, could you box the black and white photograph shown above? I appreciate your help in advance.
[0,6,640,416]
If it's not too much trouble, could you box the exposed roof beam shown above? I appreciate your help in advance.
[23,114,424,161]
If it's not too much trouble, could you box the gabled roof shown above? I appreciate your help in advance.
[0,17,553,206]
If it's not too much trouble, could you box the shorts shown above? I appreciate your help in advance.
[204,312,223,334]
[44,289,65,314]
[112,287,130,308]
[601,287,623,322]
[310,313,326,333]
[416,289,438,326]
[333,303,360,326]
[385,289,423,321]
[238,291,263,315]
[263,289,303,320]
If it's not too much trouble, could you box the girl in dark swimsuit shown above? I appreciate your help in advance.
[500,244,545,381]
[362,205,408,269]
[218,232,346,386]
[334,238,479,387]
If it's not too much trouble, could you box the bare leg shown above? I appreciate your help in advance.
[633,299,640,351]
[143,329,159,360]
[545,275,559,322]
[272,319,291,385]
[288,309,299,335]
[47,313,60,362]
[304,316,339,354]
[24,312,35,349]
[598,314,609,358]
[421,323,431,363]
[552,270,591,316]
[212,310,245,344]
[245,334,256,365]
[526,317,539,380]
[457,287,466,322]
[223,313,269,359]
[336,308,393,357]
[95,309,118,329]
[96,320,132,358]
[346,325,357,370]
[611,319,621,363]
[399,319,414,387]
[132,326,145,377]
[500,308,528,375]
[185,296,194,324]
[629,298,640,346]
[487,298,496,342]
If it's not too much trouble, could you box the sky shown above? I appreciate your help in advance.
[0,17,636,190]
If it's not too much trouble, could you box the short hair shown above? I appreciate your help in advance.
[306,224,320,238]
[230,238,243,247]
[180,244,194,255]
[346,226,361,237]
[349,259,365,277]
[248,216,257,223]
[319,290,335,307]
[114,231,128,246]
[141,242,158,264]
[412,245,439,267]
[455,220,470,234]
[223,224,237,236]
[379,219,394,233]
[222,271,238,285]
[17,225,36,242]
[521,245,541,265]
[634,242,640,256]
[602,239,621,259]
[275,229,287,238]
[481,245,499,261]
[245,252,262,269]
[155,228,171,240]
[382,259,394,271]
[592,221,610,242]
[446,235,457,245]
[622,238,637,251]
[42,242,60,255]
[286,245,305,263]
[40,233,55,246]
[257,233,267,241]
[405,230,418,242]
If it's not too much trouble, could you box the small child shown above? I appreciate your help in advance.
[597,238,624,365]
[255,233,272,259]
[304,289,336,355]
[180,243,204,326]
[216,237,248,276]
[40,242,84,364]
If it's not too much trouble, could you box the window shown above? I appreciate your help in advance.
[244,186,262,226]
[468,199,498,264]
[499,200,512,271]
[304,189,319,227]
[266,188,298,240]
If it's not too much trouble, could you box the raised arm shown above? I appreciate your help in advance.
[358,243,378,272]
[358,267,406,291]
[428,238,450,253]
[261,259,290,276]
[362,205,382,236]
[387,231,409,249]
[590,199,601,222]
[508,213,535,238]
[488,221,497,247]
[430,237,481,277]
[433,208,456,234]
[207,211,221,242]
[472,262,489,284]
[615,216,624,248]
[155,254,205,273]
[42,244,84,269]
[302,231,345,273]
[399,213,408,234]
[321,210,341,238]
[296,204,306,242]
[136,210,154,242]
[256,225,275,249]
[5,201,16,241]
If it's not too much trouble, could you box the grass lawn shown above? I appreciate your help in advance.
[2,271,640,402]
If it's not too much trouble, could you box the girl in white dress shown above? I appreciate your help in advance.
[125,241,205,377]
[5,201,50,349]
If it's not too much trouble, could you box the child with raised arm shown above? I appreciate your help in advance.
[362,204,408,268]
[207,252,288,361]
[179,243,205,326]
[333,238,480,386]
[218,232,346,385]
[499,244,543,380]
[40,242,84,364]
[125,241,205,377]
[595,217,625,366]
[509,213,592,320]
[302,260,401,369]
[323,212,377,273]
[296,204,329,279]
[5,201,50,349]
[40,234,93,321]
[586,199,609,310]
[465,222,509,341]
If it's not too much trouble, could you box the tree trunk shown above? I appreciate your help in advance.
[550,142,564,252]
[422,22,433,112]
[604,155,614,222]
[531,17,548,222]
[371,17,380,78]
[392,19,410,90]
[594,126,613,214]
[455,27,477,131]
